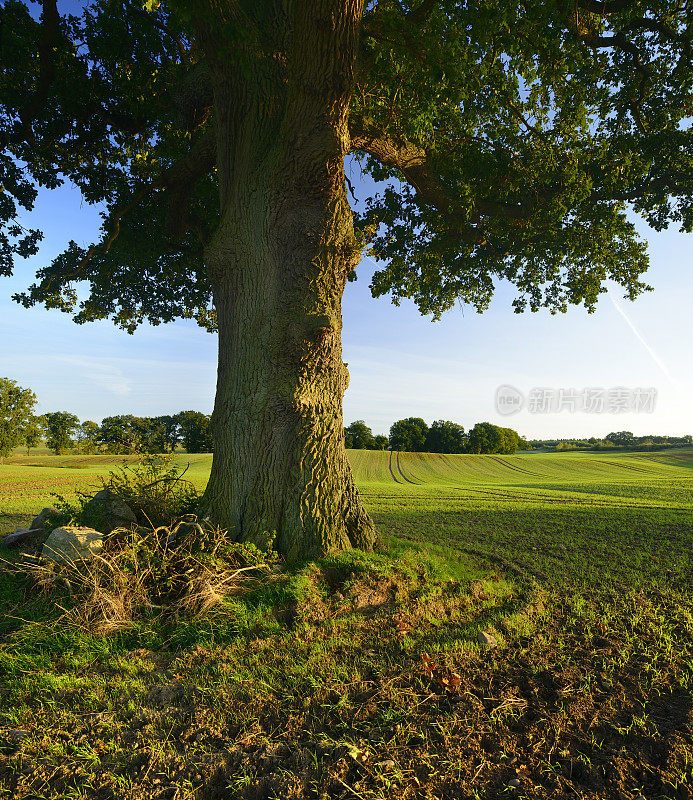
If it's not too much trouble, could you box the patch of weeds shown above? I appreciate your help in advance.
[57,530,271,636]
[53,454,200,530]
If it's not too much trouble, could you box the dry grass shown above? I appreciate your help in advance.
[10,519,272,636]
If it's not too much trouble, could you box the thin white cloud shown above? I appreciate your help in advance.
[55,355,132,397]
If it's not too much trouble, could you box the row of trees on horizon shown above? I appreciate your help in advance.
[0,378,213,457]
[2,379,690,459]
[1,378,529,457]
[531,431,693,452]
[346,418,529,455]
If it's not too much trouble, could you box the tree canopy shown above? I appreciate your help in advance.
[606,430,636,446]
[467,422,526,454]
[0,377,37,458]
[23,415,42,456]
[98,413,183,454]
[76,420,101,453]
[177,410,213,454]
[2,0,691,327]
[389,417,429,452]
[41,410,80,454]
[425,419,466,453]
[345,419,377,449]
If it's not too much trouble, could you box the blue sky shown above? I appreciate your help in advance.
[2,157,692,439]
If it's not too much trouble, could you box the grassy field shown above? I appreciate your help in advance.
[0,449,691,799]
[4,447,691,590]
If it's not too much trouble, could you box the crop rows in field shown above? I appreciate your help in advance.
[354,448,693,485]
[1,449,691,589]
[349,448,693,590]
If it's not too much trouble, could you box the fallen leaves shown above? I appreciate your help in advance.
[420,652,462,694]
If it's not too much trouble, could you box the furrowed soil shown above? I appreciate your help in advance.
[0,449,691,800]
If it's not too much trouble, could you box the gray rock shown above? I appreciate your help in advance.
[83,489,136,533]
[477,630,497,648]
[378,760,396,771]
[30,507,63,531]
[507,777,521,788]
[2,530,34,548]
[42,526,104,565]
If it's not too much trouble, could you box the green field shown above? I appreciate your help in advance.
[3,447,692,590]
[354,448,693,592]
[1,449,692,799]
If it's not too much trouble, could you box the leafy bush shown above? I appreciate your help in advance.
[53,454,199,529]
[103,454,199,525]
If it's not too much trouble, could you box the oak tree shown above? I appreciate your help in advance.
[98,414,144,454]
[0,378,37,459]
[148,414,182,453]
[467,421,503,454]
[76,420,101,454]
[2,0,692,558]
[177,410,214,453]
[389,417,429,452]
[24,415,42,456]
[345,419,376,449]
[42,410,80,454]
[425,420,466,454]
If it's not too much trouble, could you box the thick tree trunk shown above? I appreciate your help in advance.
[199,0,376,561]
[202,210,377,560]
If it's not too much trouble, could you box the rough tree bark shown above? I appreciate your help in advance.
[198,0,377,560]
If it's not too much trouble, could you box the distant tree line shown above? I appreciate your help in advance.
[4,378,689,460]
[75,412,213,455]
[0,377,528,458]
[41,411,214,456]
[530,431,693,452]
[343,421,388,451]
[84,411,213,455]
[0,378,214,456]
[344,417,530,455]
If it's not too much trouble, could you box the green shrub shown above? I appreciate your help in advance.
[53,454,199,529]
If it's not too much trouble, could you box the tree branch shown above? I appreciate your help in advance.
[573,0,638,14]
[350,120,544,241]
[594,173,692,201]
[579,30,653,70]
[405,0,438,25]
[350,123,483,243]
[164,124,217,237]
[131,3,192,64]
[19,0,60,137]
[76,125,216,272]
